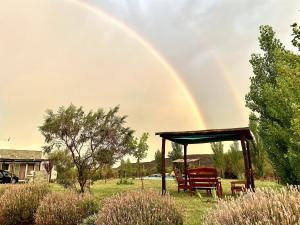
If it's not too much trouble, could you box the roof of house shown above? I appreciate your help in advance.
[0,149,43,161]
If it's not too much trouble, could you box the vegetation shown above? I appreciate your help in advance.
[154,149,162,173]
[211,142,225,177]
[245,25,300,184]
[39,104,134,192]
[203,186,300,225]
[0,184,49,225]
[132,132,149,189]
[169,142,183,162]
[48,150,77,188]
[35,191,99,225]
[96,190,183,225]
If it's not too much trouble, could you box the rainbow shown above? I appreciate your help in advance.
[69,0,248,128]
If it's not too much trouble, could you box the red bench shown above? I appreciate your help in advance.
[187,167,222,197]
[174,168,190,193]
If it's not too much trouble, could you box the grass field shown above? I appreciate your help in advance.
[52,178,281,225]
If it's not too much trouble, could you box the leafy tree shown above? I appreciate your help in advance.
[132,133,149,189]
[249,113,272,178]
[291,23,300,51]
[211,142,225,178]
[40,104,134,192]
[227,141,245,178]
[48,150,77,188]
[246,25,300,184]
[125,158,132,178]
[169,143,183,161]
[154,149,162,173]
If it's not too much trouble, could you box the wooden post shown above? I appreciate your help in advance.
[246,140,255,189]
[183,144,188,186]
[161,138,166,195]
[241,136,250,189]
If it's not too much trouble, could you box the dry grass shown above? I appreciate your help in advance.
[97,189,183,225]
[203,186,300,225]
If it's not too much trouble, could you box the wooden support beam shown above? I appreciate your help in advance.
[183,144,188,186]
[161,138,166,195]
[241,135,250,189]
[246,140,255,189]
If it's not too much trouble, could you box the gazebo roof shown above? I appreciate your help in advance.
[155,127,253,145]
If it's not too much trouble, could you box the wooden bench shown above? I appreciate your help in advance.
[231,180,246,195]
[187,167,222,197]
[174,168,190,193]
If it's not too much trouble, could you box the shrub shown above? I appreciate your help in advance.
[81,214,97,225]
[35,191,99,225]
[203,186,300,225]
[0,184,49,225]
[96,190,183,225]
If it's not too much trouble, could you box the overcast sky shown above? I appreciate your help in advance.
[0,0,299,161]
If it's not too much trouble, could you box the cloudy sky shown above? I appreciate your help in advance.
[0,0,299,161]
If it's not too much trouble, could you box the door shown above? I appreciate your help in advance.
[19,164,26,180]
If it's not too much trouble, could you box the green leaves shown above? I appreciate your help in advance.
[246,24,300,184]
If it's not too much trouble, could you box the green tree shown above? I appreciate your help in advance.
[125,158,132,178]
[154,149,162,174]
[211,142,225,178]
[39,104,134,192]
[169,143,183,161]
[132,133,149,189]
[227,141,244,179]
[249,113,271,178]
[48,150,77,188]
[246,25,300,184]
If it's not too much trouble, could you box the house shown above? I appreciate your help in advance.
[0,149,48,181]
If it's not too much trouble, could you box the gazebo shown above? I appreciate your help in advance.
[155,127,254,194]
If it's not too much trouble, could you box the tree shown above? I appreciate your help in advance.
[245,25,300,184]
[249,113,272,178]
[169,143,183,161]
[154,149,162,173]
[226,141,244,179]
[48,150,77,188]
[125,158,132,178]
[39,104,134,192]
[211,142,225,178]
[132,133,149,189]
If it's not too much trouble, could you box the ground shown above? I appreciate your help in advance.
[51,179,281,225]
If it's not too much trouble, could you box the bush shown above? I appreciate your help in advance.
[203,186,300,225]
[96,190,183,225]
[0,184,49,225]
[81,214,97,225]
[35,191,99,225]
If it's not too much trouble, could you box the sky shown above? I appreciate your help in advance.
[0,0,299,161]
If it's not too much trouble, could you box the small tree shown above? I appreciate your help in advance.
[132,133,149,189]
[48,150,77,188]
[211,142,225,178]
[225,142,244,179]
[42,160,53,182]
[125,158,132,178]
[39,104,134,192]
[154,149,162,174]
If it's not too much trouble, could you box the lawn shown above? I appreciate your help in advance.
[61,178,281,225]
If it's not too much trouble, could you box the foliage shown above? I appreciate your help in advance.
[96,190,183,225]
[39,104,134,192]
[245,25,300,184]
[81,214,97,225]
[211,142,225,177]
[35,191,99,225]
[249,113,274,178]
[154,149,162,173]
[291,23,300,51]
[0,184,50,225]
[169,142,183,161]
[203,186,300,225]
[224,142,244,179]
[132,132,149,188]
[48,150,77,188]
[116,177,134,185]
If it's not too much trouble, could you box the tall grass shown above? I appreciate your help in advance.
[203,186,300,225]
